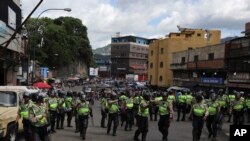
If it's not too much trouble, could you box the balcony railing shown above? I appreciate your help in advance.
[170,63,187,70]
[187,59,224,69]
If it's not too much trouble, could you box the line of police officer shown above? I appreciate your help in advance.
[17,89,93,141]
[17,88,250,141]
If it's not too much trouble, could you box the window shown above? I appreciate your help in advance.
[197,33,201,37]
[181,57,185,63]
[161,48,164,54]
[208,53,214,60]
[159,76,163,82]
[160,62,163,68]
[150,63,153,68]
[194,55,199,62]
[150,75,152,80]
[151,50,153,56]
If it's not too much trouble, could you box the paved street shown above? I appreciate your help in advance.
[17,86,229,141]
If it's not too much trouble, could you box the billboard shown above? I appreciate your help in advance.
[200,77,224,85]
[40,67,49,78]
[89,67,98,76]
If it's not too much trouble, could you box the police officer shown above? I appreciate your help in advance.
[177,91,187,121]
[189,94,208,141]
[206,93,220,139]
[74,91,82,132]
[167,90,176,106]
[186,90,193,113]
[230,92,245,125]
[125,92,134,131]
[157,92,174,141]
[217,89,228,130]
[134,92,150,141]
[133,91,143,125]
[29,93,49,141]
[66,91,73,127]
[153,92,162,121]
[100,91,108,128]
[119,92,127,127]
[228,91,236,122]
[57,91,66,129]
[77,94,93,140]
[245,93,250,123]
[16,92,34,141]
[107,93,119,136]
[48,90,58,133]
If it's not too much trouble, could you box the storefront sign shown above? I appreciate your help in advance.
[200,77,224,84]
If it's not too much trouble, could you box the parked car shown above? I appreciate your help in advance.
[0,86,39,141]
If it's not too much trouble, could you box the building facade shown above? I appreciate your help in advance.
[171,43,226,88]
[0,0,22,85]
[111,35,149,80]
[225,22,250,92]
[148,27,221,87]
[94,54,111,78]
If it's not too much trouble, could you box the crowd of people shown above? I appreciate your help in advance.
[17,84,250,141]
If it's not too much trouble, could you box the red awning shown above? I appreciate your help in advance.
[129,65,145,69]
[33,82,52,89]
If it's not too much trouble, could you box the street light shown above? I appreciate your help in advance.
[31,8,71,84]
[37,8,72,19]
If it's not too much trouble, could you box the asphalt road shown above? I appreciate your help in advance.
[18,86,229,141]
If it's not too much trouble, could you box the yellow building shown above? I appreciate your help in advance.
[148,27,221,87]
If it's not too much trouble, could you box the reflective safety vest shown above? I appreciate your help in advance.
[126,98,134,109]
[19,101,33,119]
[31,104,47,127]
[108,101,119,114]
[228,94,235,103]
[186,95,193,105]
[65,97,73,108]
[167,95,175,103]
[119,95,128,102]
[218,95,228,108]
[240,97,245,102]
[49,98,58,111]
[193,104,206,117]
[155,96,163,101]
[158,100,169,116]
[101,98,108,109]
[178,95,186,104]
[207,101,220,115]
[78,101,90,116]
[245,99,250,109]
[58,98,66,109]
[233,100,244,111]
[134,96,142,105]
[138,100,149,117]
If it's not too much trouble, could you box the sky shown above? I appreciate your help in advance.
[21,0,250,49]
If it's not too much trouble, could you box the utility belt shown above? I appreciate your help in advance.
[22,118,31,125]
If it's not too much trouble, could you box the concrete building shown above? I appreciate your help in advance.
[0,0,22,85]
[225,22,250,92]
[148,27,221,87]
[171,43,226,88]
[94,54,111,78]
[111,35,149,80]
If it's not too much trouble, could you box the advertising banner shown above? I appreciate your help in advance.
[200,77,224,84]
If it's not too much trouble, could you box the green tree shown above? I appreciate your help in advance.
[25,16,95,72]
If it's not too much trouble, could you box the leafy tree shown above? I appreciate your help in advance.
[25,17,95,73]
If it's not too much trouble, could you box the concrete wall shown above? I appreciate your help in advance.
[148,28,221,87]
[173,43,225,63]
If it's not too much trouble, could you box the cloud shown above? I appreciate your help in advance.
[21,0,250,49]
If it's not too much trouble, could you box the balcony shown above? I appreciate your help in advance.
[227,47,250,58]
[170,63,187,70]
[187,59,224,70]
